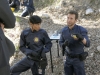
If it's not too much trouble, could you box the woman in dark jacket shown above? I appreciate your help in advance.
[0,0,16,75]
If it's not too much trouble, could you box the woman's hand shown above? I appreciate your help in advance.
[0,23,4,30]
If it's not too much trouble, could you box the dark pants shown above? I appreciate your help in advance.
[21,7,35,17]
[10,57,45,75]
[64,57,85,75]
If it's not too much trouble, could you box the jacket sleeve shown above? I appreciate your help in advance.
[28,0,33,6]
[80,27,90,47]
[59,30,65,47]
[22,0,33,7]
[9,0,15,7]
[43,31,52,53]
[19,31,33,55]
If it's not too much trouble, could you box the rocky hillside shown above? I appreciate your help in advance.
[4,0,100,75]
[34,0,100,19]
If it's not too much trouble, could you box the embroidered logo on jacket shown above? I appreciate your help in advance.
[34,37,39,43]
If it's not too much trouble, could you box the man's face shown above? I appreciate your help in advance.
[67,14,77,27]
[29,23,40,31]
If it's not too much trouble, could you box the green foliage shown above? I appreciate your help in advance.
[15,44,19,51]
[16,16,21,22]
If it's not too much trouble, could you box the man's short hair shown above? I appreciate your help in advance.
[29,15,42,24]
[68,10,78,19]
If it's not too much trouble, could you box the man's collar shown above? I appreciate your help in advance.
[68,24,76,30]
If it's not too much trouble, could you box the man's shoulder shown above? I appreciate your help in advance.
[39,29,47,33]
[76,25,87,32]
[22,28,31,35]
[23,27,30,32]
[61,26,68,32]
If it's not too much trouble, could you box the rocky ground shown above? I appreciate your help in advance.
[4,0,100,75]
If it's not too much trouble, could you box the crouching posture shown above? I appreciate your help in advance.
[20,0,35,17]
[10,15,52,75]
[9,0,20,11]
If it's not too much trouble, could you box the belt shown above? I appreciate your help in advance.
[67,54,80,58]
[27,55,40,61]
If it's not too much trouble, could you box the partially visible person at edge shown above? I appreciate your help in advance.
[8,0,20,11]
[0,0,16,75]
[20,0,35,17]
[10,15,52,75]
[0,21,4,30]
[59,10,90,75]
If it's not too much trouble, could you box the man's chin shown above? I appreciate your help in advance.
[36,29,40,31]
[67,24,72,27]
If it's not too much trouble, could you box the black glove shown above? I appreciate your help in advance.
[39,57,47,69]
[62,40,69,47]
[25,51,32,56]
[27,51,40,61]
[61,40,69,56]
[41,50,46,58]
[39,50,47,69]
[73,33,84,41]
[31,51,39,57]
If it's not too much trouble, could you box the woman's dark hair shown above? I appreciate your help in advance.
[29,15,42,24]
[68,10,78,19]
[0,18,4,23]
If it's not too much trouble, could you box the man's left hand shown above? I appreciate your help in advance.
[72,33,84,41]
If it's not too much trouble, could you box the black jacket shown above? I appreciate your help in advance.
[9,0,20,8]
[0,0,16,75]
[20,28,52,55]
[0,0,16,28]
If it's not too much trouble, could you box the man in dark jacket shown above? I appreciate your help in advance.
[0,0,16,75]
[20,0,35,17]
[59,10,90,75]
[10,15,52,75]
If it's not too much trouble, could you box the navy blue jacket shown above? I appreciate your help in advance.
[59,25,90,55]
[19,28,52,55]
[9,0,20,7]
[21,0,34,9]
